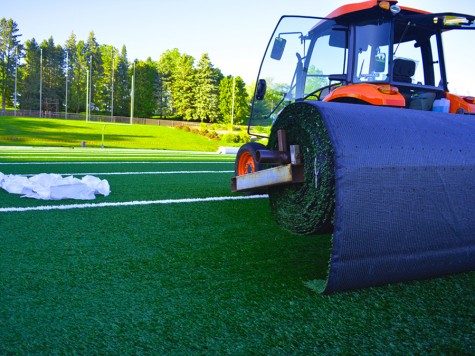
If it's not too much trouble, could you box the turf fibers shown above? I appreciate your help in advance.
[0,148,473,354]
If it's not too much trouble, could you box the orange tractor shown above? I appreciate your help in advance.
[232,0,475,292]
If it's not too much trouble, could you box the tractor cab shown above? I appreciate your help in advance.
[249,0,475,137]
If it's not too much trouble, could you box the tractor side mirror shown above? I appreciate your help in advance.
[270,37,286,60]
[255,79,267,100]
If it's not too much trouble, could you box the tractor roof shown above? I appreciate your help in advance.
[326,0,429,21]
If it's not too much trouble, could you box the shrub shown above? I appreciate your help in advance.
[238,131,251,143]
[206,131,219,140]
[221,133,237,144]
[220,132,251,144]
[199,122,208,132]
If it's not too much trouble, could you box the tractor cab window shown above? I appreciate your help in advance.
[392,21,440,87]
[304,24,348,98]
[353,22,391,83]
[249,16,337,132]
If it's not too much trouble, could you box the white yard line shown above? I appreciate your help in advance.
[19,171,234,176]
[0,161,232,165]
[0,195,269,213]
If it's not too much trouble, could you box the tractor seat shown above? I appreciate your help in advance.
[393,58,416,83]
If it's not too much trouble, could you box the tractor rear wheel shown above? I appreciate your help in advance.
[235,142,266,176]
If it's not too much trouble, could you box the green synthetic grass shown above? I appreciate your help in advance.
[0,116,222,151]
[0,148,474,354]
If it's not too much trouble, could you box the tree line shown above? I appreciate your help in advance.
[0,18,251,124]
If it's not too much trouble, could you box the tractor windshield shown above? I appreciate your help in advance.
[248,16,345,137]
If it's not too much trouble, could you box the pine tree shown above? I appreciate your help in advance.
[156,48,181,118]
[219,75,249,125]
[71,39,88,113]
[194,53,220,122]
[64,32,87,114]
[20,38,40,110]
[232,76,249,124]
[114,45,130,117]
[0,18,22,112]
[171,53,195,120]
[85,31,103,113]
[134,58,158,118]
[40,37,64,113]
[98,44,117,114]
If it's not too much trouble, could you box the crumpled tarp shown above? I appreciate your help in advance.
[0,173,110,200]
[268,101,475,293]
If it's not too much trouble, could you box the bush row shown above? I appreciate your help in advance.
[175,124,251,144]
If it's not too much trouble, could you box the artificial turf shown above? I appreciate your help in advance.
[0,148,474,354]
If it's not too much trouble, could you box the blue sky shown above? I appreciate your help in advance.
[5,1,475,85]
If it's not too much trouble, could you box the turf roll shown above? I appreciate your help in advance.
[267,103,335,236]
[267,101,475,293]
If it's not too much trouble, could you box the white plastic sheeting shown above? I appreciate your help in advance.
[0,173,110,200]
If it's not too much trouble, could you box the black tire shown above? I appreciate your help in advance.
[234,142,266,176]
[234,142,267,195]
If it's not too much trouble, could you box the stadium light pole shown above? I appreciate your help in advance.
[39,48,43,117]
[111,49,114,120]
[14,46,18,116]
[231,76,235,126]
[86,69,89,122]
[89,55,92,120]
[65,51,68,119]
[130,60,135,122]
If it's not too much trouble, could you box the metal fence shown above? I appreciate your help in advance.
[0,109,202,128]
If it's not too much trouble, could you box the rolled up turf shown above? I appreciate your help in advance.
[267,101,475,293]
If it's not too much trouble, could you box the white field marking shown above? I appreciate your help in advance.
[0,153,225,157]
[0,157,234,161]
[19,170,234,176]
[0,195,269,213]
[0,161,233,165]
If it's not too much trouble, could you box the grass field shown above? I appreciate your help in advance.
[0,116,224,151]
[1,146,474,354]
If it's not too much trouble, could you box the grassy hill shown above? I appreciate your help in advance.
[0,116,225,152]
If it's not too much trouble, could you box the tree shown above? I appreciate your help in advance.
[0,18,22,112]
[84,31,103,112]
[194,53,220,122]
[71,38,89,113]
[171,52,195,120]
[219,75,249,125]
[134,58,158,118]
[64,32,87,114]
[156,48,181,117]
[114,45,130,117]
[98,44,118,114]
[20,38,40,110]
[40,37,64,112]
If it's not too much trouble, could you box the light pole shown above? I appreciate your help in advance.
[231,76,236,126]
[130,61,135,123]
[86,69,89,122]
[39,48,43,117]
[14,46,18,116]
[65,51,68,119]
[89,55,92,120]
[111,49,114,120]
